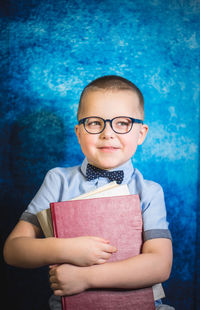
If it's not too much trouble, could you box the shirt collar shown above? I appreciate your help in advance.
[81,157,134,184]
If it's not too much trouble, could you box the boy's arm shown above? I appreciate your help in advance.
[49,238,172,296]
[88,238,172,288]
[3,220,63,268]
[3,220,117,268]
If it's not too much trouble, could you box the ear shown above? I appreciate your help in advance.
[138,124,148,145]
[75,125,81,144]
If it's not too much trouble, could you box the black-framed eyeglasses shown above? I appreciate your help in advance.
[78,116,143,134]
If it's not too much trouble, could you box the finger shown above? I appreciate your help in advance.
[91,236,110,244]
[103,244,117,253]
[49,275,57,284]
[49,268,56,276]
[51,282,60,290]
[54,289,64,296]
[100,252,112,260]
[49,264,58,269]
[96,258,107,264]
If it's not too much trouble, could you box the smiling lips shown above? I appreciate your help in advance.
[98,146,120,152]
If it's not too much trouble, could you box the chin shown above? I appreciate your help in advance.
[97,161,123,170]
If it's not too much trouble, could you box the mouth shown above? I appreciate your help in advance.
[98,146,120,152]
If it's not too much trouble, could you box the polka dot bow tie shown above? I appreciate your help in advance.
[86,164,124,184]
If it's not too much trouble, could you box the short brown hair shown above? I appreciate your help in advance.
[77,75,144,119]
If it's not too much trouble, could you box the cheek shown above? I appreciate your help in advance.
[79,134,97,151]
[121,135,139,153]
[127,142,138,154]
[85,134,96,145]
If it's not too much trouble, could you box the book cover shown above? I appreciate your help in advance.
[50,194,155,310]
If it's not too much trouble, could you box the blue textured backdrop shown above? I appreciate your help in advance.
[0,1,199,309]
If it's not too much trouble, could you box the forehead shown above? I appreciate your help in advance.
[80,89,141,118]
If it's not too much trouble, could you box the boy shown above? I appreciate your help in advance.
[4,75,173,309]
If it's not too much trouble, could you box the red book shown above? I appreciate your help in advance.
[50,195,155,310]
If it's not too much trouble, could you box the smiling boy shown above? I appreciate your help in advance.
[4,75,173,309]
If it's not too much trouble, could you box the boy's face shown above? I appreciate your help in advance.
[75,90,148,170]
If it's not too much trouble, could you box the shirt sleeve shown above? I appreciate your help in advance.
[20,169,62,228]
[141,182,172,241]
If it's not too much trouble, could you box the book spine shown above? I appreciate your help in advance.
[50,203,57,238]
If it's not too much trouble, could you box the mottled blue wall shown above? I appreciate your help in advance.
[0,1,199,309]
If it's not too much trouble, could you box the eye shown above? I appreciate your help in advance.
[90,121,101,126]
[86,119,102,127]
[117,121,129,127]
[115,118,131,127]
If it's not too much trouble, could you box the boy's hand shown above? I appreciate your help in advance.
[65,236,117,266]
[49,264,89,296]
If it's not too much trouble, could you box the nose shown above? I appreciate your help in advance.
[100,120,114,139]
